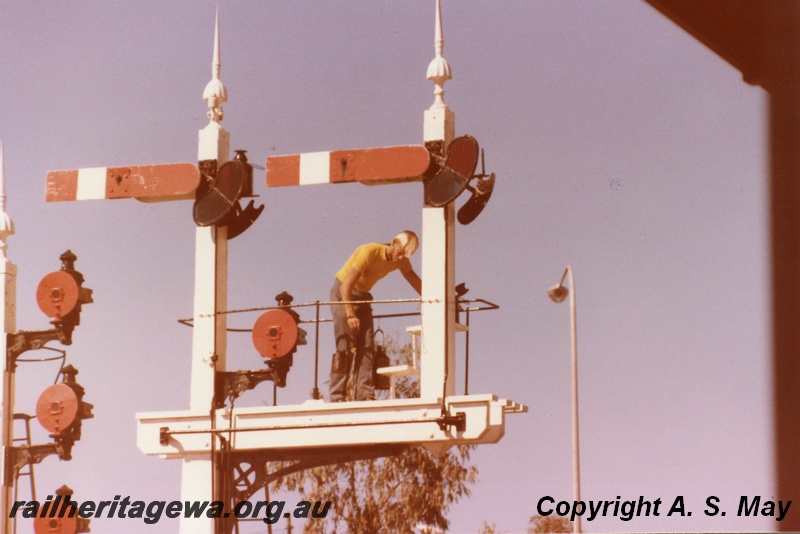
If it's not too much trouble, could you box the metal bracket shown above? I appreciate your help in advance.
[198,159,217,189]
[437,411,466,433]
[214,368,279,409]
[212,444,407,534]
[5,443,61,486]
[7,329,67,370]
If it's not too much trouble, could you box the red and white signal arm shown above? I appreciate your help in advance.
[266,145,430,187]
[46,163,201,202]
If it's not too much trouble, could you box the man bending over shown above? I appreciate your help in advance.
[329,231,422,402]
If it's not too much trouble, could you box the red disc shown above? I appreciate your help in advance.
[252,309,298,359]
[36,383,79,435]
[36,271,80,319]
[34,515,78,534]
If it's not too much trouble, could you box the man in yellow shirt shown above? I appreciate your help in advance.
[330,231,422,402]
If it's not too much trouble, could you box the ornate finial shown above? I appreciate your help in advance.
[203,8,228,124]
[0,140,15,261]
[426,0,452,110]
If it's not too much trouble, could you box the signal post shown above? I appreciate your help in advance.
[183,10,230,533]
[421,0,457,402]
[0,140,18,534]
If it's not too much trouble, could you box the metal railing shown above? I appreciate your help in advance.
[178,295,499,403]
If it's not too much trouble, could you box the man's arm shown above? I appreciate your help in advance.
[402,269,422,296]
[340,266,363,334]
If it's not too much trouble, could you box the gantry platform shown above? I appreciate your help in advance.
[137,394,527,457]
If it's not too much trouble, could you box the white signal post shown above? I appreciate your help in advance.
[0,140,17,534]
[421,0,457,402]
[182,9,229,534]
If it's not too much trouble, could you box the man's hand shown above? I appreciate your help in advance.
[347,315,360,334]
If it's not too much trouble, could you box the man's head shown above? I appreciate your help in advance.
[387,230,419,262]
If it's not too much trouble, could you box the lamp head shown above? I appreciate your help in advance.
[547,284,569,303]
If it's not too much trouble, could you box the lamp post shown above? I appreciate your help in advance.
[548,265,581,534]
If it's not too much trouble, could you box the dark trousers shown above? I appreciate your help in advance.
[329,278,375,401]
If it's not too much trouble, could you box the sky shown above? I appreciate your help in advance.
[0,1,774,533]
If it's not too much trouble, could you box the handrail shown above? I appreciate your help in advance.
[176,294,500,405]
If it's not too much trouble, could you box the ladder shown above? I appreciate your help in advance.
[12,413,36,502]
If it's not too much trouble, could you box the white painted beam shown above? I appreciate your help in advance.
[137,395,527,457]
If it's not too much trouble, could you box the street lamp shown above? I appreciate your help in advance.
[547,265,581,534]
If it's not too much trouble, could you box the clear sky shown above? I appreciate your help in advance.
[0,1,773,532]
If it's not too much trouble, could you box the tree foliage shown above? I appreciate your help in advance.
[270,336,478,533]
[527,514,573,533]
[478,514,573,534]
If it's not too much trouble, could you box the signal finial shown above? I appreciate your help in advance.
[203,8,228,124]
[0,140,15,261]
[426,0,452,110]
